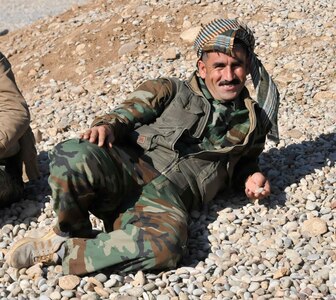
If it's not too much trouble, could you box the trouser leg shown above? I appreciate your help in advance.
[0,153,23,207]
[62,175,189,275]
[48,139,143,236]
[5,151,23,185]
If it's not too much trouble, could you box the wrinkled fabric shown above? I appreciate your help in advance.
[48,69,269,275]
[93,73,265,188]
[0,51,39,181]
[49,139,190,275]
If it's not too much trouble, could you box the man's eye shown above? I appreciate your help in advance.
[233,63,243,68]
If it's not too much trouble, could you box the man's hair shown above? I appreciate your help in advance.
[233,38,250,58]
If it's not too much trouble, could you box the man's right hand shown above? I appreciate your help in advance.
[80,125,115,148]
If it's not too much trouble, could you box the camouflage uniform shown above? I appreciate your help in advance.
[49,72,269,275]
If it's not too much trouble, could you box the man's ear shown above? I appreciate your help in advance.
[197,59,207,79]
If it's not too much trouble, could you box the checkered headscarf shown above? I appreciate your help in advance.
[194,18,280,142]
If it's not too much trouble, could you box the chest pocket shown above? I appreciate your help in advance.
[155,95,205,130]
[169,157,228,203]
[134,94,206,151]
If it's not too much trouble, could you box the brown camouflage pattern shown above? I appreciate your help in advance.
[48,139,190,275]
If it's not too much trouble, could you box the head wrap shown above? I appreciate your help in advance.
[194,18,280,143]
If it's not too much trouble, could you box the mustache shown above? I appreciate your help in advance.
[219,79,241,86]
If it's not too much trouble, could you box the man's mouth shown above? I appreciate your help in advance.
[219,79,241,86]
[220,85,237,92]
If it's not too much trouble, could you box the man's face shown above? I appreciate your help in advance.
[197,47,249,102]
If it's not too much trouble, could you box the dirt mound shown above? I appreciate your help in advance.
[0,0,201,91]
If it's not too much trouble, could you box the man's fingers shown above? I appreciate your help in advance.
[245,173,271,201]
[97,127,108,147]
[251,173,267,188]
[80,125,113,147]
[89,129,99,143]
[80,128,99,144]
[245,188,254,199]
[256,180,270,198]
[81,130,91,140]
[245,177,255,192]
[97,125,114,147]
[106,133,114,148]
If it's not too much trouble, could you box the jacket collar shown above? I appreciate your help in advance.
[186,71,203,97]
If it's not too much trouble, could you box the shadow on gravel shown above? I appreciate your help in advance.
[260,132,335,208]
[1,134,334,271]
[181,132,336,268]
[181,190,248,268]
[24,150,51,200]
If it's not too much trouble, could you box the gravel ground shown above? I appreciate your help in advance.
[0,0,335,299]
[0,0,89,32]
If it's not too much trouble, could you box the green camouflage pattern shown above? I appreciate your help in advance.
[91,78,175,141]
[48,72,269,275]
[92,73,265,185]
[48,139,190,275]
[197,77,251,147]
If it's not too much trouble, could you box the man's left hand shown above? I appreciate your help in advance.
[245,172,271,201]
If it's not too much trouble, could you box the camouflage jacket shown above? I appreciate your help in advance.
[92,72,269,203]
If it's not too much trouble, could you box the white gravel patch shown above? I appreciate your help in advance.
[0,0,89,32]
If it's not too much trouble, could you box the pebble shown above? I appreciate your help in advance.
[61,290,74,298]
[0,0,335,300]
[58,275,81,290]
[132,271,146,286]
[104,278,117,288]
[127,287,144,297]
[49,291,62,300]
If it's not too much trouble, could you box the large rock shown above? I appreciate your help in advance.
[301,218,328,237]
[58,275,81,290]
[163,47,178,60]
[180,26,202,43]
[118,42,138,56]
[313,91,335,101]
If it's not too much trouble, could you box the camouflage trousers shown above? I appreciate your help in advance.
[48,139,192,275]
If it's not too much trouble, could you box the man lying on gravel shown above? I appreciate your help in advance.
[6,18,279,275]
[0,51,39,208]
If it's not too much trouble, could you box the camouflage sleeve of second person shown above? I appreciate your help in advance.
[91,78,176,141]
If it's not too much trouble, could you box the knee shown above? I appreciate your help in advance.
[50,139,92,164]
[49,139,104,174]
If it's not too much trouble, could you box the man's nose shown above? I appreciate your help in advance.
[222,67,234,81]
